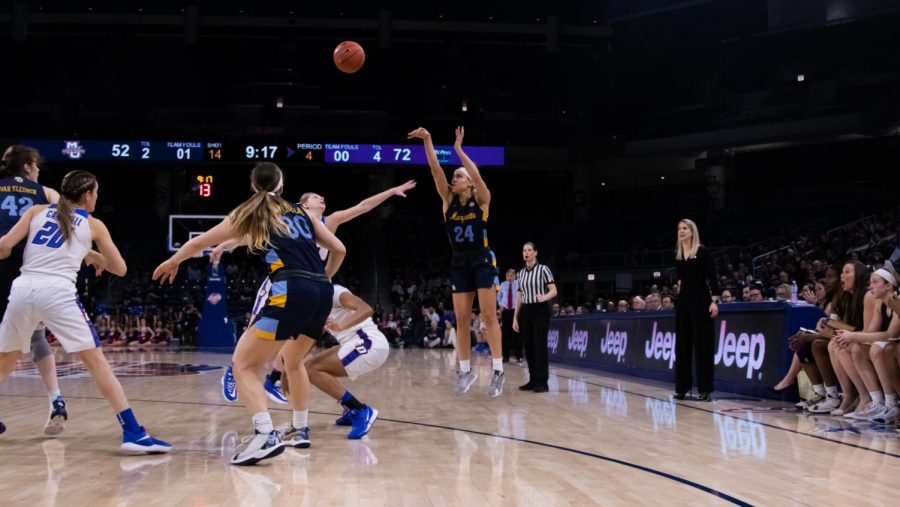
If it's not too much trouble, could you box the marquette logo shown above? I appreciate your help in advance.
[448,211,478,222]
[62,141,86,159]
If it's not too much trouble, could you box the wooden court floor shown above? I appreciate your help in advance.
[1,347,899,506]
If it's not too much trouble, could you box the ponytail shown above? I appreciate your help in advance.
[57,170,97,243]
[228,163,291,252]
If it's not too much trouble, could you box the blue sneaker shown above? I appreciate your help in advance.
[44,397,68,436]
[347,405,379,440]
[264,376,289,405]
[335,408,353,426]
[121,427,173,454]
[0,421,5,435]
[222,364,238,402]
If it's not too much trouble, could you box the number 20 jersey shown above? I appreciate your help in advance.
[22,205,92,283]
[0,176,49,251]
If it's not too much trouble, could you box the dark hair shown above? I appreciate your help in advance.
[524,242,537,250]
[228,162,291,252]
[833,261,869,330]
[57,170,97,244]
[0,145,41,178]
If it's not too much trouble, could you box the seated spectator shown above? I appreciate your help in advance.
[153,322,170,346]
[617,300,629,312]
[551,303,561,317]
[661,295,675,310]
[631,296,646,312]
[800,283,818,305]
[748,285,765,302]
[442,320,456,348]
[775,284,791,301]
[422,320,443,349]
[742,286,751,301]
[720,289,735,304]
[645,294,662,311]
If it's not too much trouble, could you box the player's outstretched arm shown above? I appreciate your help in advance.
[153,218,235,284]
[325,180,417,232]
[453,126,490,206]
[407,127,451,210]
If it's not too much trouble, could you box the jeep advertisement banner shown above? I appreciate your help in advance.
[547,310,787,393]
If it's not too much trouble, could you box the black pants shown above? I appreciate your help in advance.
[501,309,522,361]
[675,297,715,394]
[520,302,550,386]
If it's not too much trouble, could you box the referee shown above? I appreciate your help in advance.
[513,242,557,393]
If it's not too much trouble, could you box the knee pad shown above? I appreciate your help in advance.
[30,330,52,362]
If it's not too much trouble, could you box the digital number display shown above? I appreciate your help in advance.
[195,175,214,198]
[324,144,504,166]
[19,139,504,166]
[21,139,205,162]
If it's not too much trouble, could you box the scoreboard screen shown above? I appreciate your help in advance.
[21,139,505,166]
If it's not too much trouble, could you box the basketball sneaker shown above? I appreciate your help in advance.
[264,376,289,404]
[455,370,478,395]
[222,364,238,402]
[347,406,379,440]
[870,404,900,424]
[231,430,284,465]
[44,397,67,436]
[487,370,505,398]
[0,421,5,435]
[282,426,311,448]
[335,408,353,426]
[121,427,173,454]
[808,394,841,413]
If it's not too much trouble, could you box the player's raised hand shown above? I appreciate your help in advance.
[454,126,465,147]
[407,127,431,140]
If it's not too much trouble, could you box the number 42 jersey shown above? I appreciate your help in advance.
[0,176,49,250]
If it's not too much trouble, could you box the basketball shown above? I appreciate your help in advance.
[333,40,365,73]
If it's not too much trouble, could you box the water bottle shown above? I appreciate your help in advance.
[790,280,798,303]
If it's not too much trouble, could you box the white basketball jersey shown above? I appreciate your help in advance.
[330,284,376,345]
[21,205,92,283]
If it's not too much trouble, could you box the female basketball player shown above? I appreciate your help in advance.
[407,126,504,397]
[0,170,170,453]
[0,146,69,435]
[216,180,416,404]
[282,283,388,440]
[154,162,345,466]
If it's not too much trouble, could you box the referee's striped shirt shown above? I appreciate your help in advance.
[517,263,555,304]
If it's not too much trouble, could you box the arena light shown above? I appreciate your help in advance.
[276,97,283,109]
[797,74,805,82]
[461,101,467,112]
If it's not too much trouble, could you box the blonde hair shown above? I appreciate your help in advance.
[228,163,292,252]
[675,219,701,260]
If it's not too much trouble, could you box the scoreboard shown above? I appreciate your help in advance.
[22,139,505,166]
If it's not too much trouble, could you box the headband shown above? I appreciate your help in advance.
[874,268,897,286]
[454,167,471,180]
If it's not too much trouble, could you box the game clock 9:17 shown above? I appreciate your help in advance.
[244,145,278,160]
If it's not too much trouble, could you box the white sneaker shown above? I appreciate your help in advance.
[808,395,841,413]
[231,430,284,466]
[797,393,825,410]
[852,401,884,420]
[455,371,478,395]
[870,404,900,424]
